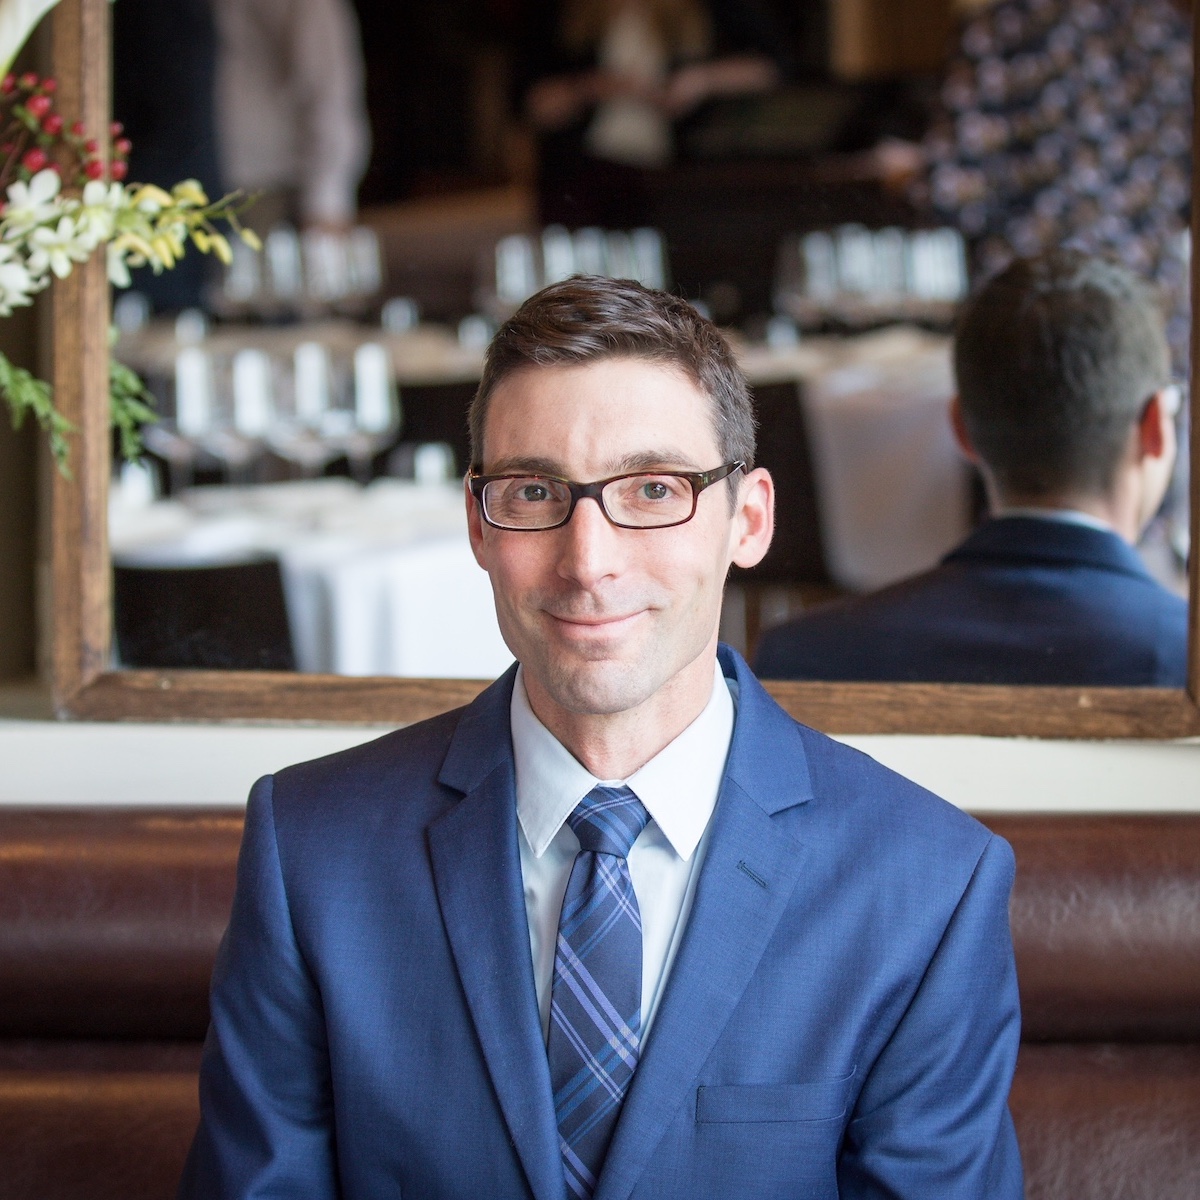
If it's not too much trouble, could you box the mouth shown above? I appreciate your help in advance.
[546,611,644,633]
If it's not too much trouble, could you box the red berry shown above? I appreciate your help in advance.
[18,73,38,91]
[40,78,56,94]
[110,159,127,180]
[0,75,15,95]
[22,147,48,172]
[83,137,99,154]
[70,120,86,137]
[114,137,131,156]
[109,121,123,136]
[42,114,63,136]
[84,158,104,180]
[26,94,51,119]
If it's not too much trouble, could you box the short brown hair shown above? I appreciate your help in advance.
[469,276,756,478]
[954,251,1170,499]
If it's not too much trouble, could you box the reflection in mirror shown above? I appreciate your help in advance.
[104,0,1190,690]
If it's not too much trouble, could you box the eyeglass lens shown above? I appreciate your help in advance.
[482,473,696,529]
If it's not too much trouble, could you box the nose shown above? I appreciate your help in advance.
[555,494,625,588]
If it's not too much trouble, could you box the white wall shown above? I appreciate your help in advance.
[1,719,1196,812]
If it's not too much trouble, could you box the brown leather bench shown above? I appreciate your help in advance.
[1,809,1197,1199]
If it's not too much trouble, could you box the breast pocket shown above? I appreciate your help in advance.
[695,1070,856,1124]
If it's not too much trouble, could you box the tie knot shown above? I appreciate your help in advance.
[568,785,650,858]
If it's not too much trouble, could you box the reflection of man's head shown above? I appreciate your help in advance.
[953,250,1174,515]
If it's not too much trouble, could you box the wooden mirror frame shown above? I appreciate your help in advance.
[45,0,1200,736]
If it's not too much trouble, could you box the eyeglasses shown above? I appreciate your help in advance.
[469,461,745,531]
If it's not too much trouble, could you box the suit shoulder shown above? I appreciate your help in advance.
[793,717,998,866]
[268,705,467,820]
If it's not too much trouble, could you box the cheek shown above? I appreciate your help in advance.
[647,528,731,601]
[480,533,550,603]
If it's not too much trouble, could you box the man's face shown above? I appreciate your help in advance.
[468,357,772,725]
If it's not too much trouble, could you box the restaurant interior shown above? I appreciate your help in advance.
[0,0,1197,1196]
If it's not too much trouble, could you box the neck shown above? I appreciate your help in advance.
[523,642,719,780]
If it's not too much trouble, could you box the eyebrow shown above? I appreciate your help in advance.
[484,449,707,478]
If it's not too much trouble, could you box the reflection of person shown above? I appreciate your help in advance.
[211,0,371,231]
[180,277,1022,1198]
[519,0,787,225]
[755,252,1187,686]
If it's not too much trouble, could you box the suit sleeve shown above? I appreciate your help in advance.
[838,833,1024,1199]
[178,776,340,1199]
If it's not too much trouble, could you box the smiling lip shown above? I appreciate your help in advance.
[548,611,642,629]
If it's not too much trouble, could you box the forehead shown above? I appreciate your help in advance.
[482,357,720,471]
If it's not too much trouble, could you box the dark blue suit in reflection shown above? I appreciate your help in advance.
[754,516,1188,686]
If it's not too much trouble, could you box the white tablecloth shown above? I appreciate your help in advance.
[798,330,970,592]
[694,329,971,592]
[110,478,514,678]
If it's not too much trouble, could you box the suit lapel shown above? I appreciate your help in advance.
[594,654,816,1200]
[428,671,566,1200]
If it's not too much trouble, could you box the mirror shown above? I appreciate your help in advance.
[48,0,1199,735]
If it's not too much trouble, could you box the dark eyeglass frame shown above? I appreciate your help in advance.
[468,460,746,531]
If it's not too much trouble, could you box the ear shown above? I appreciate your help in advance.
[730,466,774,570]
[1136,389,1171,461]
[949,395,980,463]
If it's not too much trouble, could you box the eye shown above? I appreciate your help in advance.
[640,480,669,500]
[518,483,550,502]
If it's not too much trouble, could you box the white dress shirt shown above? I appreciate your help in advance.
[996,506,1116,534]
[512,660,735,1045]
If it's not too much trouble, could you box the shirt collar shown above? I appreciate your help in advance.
[511,659,735,862]
[995,506,1116,534]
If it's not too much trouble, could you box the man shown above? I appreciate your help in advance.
[180,277,1022,1198]
[212,0,370,230]
[756,251,1186,686]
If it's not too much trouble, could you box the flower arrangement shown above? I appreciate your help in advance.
[0,69,258,471]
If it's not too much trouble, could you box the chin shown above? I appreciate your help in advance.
[535,652,662,718]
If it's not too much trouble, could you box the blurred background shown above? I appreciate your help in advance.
[0,0,1192,682]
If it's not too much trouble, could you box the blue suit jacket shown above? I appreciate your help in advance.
[180,647,1022,1199]
[754,517,1188,686]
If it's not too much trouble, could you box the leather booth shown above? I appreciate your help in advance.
[1,809,1197,1199]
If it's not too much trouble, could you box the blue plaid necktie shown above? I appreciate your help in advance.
[547,784,651,1200]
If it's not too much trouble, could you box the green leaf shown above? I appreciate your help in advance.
[109,353,158,462]
[0,348,72,474]
[0,347,159,474]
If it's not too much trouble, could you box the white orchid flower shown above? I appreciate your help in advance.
[2,168,63,238]
[0,0,62,77]
[75,180,124,246]
[0,241,36,315]
[107,240,133,288]
[27,215,92,279]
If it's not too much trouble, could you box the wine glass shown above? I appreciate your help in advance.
[348,226,383,298]
[340,342,401,483]
[140,345,214,493]
[265,342,343,479]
